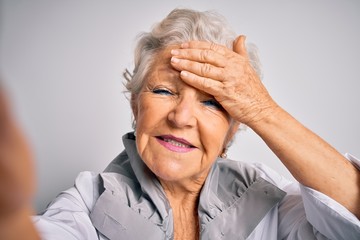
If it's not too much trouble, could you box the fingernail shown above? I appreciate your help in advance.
[180,71,188,77]
[171,57,180,63]
[171,49,179,55]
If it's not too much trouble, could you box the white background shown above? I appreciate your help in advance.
[1,0,359,212]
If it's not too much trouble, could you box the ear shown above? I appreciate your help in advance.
[224,121,241,148]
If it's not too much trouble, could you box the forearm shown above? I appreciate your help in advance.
[249,106,360,218]
[0,207,40,240]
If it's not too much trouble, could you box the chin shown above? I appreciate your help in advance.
[152,165,191,183]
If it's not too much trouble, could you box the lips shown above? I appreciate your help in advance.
[156,135,195,147]
[155,135,196,152]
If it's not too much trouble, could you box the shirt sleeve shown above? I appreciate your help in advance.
[299,153,360,240]
[253,154,360,240]
[32,171,102,240]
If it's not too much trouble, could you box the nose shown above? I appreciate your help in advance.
[167,96,197,128]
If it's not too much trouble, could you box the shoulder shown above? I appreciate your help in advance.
[33,171,102,239]
[41,171,104,214]
[215,158,297,195]
[37,149,134,214]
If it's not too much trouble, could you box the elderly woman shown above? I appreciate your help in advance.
[1,8,359,240]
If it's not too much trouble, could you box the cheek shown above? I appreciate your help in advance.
[136,94,174,131]
[134,96,170,152]
[135,97,155,128]
[199,116,231,154]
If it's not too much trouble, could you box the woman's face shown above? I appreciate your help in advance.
[133,47,237,184]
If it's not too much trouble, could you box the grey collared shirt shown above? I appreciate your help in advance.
[33,133,360,239]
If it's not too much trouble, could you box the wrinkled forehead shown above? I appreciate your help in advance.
[147,45,182,83]
[153,45,180,67]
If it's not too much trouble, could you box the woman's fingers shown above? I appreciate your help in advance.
[171,48,227,67]
[233,35,248,57]
[170,40,246,82]
[170,56,225,81]
[178,71,222,96]
[169,39,275,125]
[181,41,229,55]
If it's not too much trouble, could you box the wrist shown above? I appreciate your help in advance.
[245,101,283,130]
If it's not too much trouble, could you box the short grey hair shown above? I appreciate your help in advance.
[124,8,262,95]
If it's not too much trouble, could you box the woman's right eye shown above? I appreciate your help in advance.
[152,88,173,95]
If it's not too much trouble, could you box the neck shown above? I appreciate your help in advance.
[164,187,200,240]
[159,178,205,240]
[160,178,202,217]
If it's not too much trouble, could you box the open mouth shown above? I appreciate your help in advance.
[156,135,196,149]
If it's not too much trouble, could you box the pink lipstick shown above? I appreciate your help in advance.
[156,135,196,153]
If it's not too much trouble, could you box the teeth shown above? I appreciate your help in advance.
[163,138,190,148]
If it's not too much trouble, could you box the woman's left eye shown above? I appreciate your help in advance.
[202,99,223,110]
[152,88,173,95]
